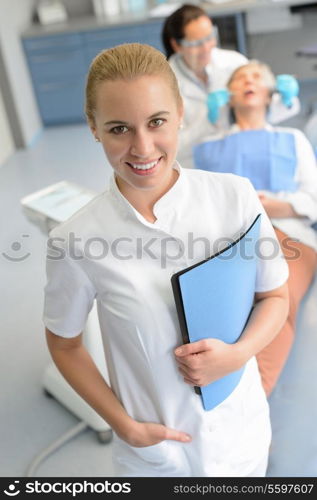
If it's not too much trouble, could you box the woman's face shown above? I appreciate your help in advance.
[173,16,216,74]
[228,65,272,111]
[91,75,183,198]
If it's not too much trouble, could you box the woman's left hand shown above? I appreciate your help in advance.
[174,339,243,387]
[258,193,296,218]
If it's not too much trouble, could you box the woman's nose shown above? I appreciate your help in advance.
[130,131,153,158]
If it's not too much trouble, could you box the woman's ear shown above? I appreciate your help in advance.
[89,121,99,142]
[170,38,182,54]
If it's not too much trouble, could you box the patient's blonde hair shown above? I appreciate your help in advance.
[85,43,182,124]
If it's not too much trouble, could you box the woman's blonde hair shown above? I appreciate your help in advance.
[227,60,276,94]
[85,43,182,124]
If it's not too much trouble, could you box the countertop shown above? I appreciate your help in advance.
[21,0,316,38]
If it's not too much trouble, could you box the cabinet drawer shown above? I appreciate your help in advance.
[83,21,163,44]
[22,20,165,125]
[83,25,141,44]
[26,48,86,81]
[36,77,86,125]
[23,33,83,53]
[83,21,164,63]
[85,39,164,64]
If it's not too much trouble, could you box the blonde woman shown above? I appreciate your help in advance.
[194,61,317,397]
[43,45,288,477]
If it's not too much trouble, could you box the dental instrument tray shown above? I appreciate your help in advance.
[21,180,97,233]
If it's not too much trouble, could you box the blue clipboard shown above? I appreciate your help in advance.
[171,214,261,410]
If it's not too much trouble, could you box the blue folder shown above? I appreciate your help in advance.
[171,214,261,411]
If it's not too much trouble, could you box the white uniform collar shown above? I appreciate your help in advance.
[109,161,185,227]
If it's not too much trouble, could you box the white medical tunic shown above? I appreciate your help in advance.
[43,165,289,477]
[169,48,300,169]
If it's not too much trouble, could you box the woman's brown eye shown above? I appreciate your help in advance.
[150,119,164,127]
[111,126,128,134]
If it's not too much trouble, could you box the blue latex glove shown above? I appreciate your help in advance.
[276,74,299,108]
[207,89,230,124]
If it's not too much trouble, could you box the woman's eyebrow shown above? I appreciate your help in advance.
[148,111,170,119]
[104,120,128,126]
[104,111,170,126]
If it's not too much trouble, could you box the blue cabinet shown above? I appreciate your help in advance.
[23,33,87,125]
[83,20,164,64]
[22,19,164,126]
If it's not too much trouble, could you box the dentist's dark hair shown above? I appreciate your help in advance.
[162,4,209,59]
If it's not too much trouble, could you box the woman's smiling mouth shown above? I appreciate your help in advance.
[126,157,162,174]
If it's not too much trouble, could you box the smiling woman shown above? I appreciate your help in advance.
[85,44,183,221]
[89,76,181,221]
[43,43,290,477]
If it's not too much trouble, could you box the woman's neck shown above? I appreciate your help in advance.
[116,168,179,224]
[234,108,266,131]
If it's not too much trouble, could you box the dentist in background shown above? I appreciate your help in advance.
[162,3,300,169]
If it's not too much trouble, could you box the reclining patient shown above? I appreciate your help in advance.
[193,61,317,396]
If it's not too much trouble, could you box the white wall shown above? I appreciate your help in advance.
[248,11,317,80]
[63,0,93,16]
[0,88,14,166]
[0,0,42,148]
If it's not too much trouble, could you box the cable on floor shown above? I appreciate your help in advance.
[25,421,88,477]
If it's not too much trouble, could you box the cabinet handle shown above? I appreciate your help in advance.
[25,38,81,51]
[85,29,139,42]
[39,81,80,91]
[31,52,79,63]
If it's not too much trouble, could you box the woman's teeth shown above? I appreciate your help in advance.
[129,159,159,170]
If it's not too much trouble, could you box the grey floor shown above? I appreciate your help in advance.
[0,99,316,477]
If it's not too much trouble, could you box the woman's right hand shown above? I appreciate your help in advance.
[45,330,191,449]
[118,420,192,448]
